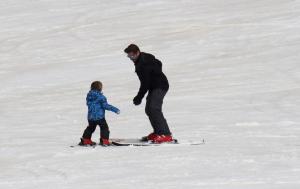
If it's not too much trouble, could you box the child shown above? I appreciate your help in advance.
[79,81,120,146]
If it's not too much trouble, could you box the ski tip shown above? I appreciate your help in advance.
[70,144,97,148]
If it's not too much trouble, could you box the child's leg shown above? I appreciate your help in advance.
[82,121,97,139]
[98,119,110,139]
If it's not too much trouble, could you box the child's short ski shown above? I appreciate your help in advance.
[70,144,97,148]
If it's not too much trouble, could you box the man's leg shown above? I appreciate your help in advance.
[145,93,158,134]
[145,89,171,135]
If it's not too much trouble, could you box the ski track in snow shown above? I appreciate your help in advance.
[0,0,300,188]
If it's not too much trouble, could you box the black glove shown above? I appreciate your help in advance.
[133,96,142,105]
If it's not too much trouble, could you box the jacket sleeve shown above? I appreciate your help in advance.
[86,94,92,106]
[136,65,152,99]
[100,96,120,113]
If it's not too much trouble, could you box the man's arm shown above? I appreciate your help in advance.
[136,66,152,100]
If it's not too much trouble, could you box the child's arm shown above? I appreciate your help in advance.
[86,94,93,106]
[101,96,120,114]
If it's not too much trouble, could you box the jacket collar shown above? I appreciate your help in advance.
[134,52,143,64]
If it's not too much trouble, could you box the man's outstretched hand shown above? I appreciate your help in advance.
[133,96,142,105]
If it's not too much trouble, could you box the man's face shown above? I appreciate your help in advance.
[127,51,139,62]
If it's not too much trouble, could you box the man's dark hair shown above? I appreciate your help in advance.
[124,44,140,53]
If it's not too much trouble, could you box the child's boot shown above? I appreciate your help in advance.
[100,138,110,146]
[79,138,96,146]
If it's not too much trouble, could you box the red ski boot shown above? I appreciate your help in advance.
[79,138,96,146]
[100,138,110,146]
[141,133,159,141]
[151,135,173,144]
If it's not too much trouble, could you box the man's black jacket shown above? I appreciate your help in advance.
[134,52,169,100]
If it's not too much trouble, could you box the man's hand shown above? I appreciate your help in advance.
[133,96,142,105]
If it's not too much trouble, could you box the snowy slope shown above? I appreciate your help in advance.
[1,0,300,188]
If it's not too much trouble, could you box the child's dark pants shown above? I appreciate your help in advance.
[82,119,110,139]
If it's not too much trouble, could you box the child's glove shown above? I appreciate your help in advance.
[116,109,120,114]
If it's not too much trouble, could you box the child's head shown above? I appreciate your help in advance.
[91,81,103,91]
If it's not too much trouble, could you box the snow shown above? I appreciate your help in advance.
[1,0,300,188]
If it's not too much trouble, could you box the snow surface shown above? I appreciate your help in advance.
[1,0,300,188]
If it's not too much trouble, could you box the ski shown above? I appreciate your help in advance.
[110,138,205,146]
[70,144,97,148]
[70,139,205,147]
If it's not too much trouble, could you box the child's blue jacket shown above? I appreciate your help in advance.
[86,90,119,121]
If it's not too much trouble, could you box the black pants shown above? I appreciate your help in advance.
[145,89,171,135]
[82,119,110,139]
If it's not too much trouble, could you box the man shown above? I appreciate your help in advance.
[124,44,173,143]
